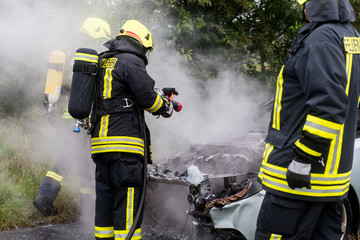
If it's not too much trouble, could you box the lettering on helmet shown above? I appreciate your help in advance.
[101,58,118,68]
[343,37,360,54]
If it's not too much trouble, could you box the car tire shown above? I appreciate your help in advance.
[341,198,355,240]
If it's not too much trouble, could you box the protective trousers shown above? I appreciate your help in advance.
[38,129,93,200]
[93,153,143,240]
[255,192,343,240]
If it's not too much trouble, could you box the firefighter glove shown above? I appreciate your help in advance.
[162,88,178,96]
[286,158,311,189]
[161,96,173,118]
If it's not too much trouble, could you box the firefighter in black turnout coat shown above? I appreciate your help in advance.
[33,18,111,217]
[91,20,176,240]
[256,0,360,239]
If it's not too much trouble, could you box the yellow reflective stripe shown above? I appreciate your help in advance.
[295,140,322,157]
[270,233,282,240]
[303,115,343,175]
[258,166,264,180]
[80,187,92,194]
[145,94,163,113]
[95,226,114,238]
[259,143,274,180]
[114,228,141,240]
[261,163,351,196]
[126,188,134,230]
[263,143,274,164]
[333,53,354,174]
[272,66,284,130]
[74,52,98,63]
[62,109,73,119]
[92,136,144,147]
[103,68,114,99]
[99,115,109,138]
[46,171,63,182]
[262,162,287,180]
[345,53,353,95]
[262,162,350,184]
[262,172,350,197]
[91,144,144,155]
[311,171,351,185]
[305,115,342,131]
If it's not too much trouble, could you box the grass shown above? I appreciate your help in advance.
[0,116,79,232]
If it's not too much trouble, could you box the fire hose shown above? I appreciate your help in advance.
[125,91,182,240]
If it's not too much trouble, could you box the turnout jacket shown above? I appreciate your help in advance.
[91,37,166,162]
[259,1,360,202]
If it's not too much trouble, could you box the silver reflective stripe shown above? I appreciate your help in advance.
[74,53,98,63]
[271,234,282,240]
[304,120,341,174]
[103,68,113,99]
[95,229,114,235]
[146,94,162,113]
[114,231,141,239]
[80,187,92,194]
[311,174,350,182]
[92,145,144,155]
[262,164,286,177]
[263,176,349,194]
[262,163,350,183]
[127,188,134,230]
[46,171,63,182]
[92,137,144,146]
[100,115,109,137]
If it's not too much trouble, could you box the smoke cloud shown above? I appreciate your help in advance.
[0,0,272,236]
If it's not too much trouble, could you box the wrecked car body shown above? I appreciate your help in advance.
[143,132,266,240]
[144,131,360,240]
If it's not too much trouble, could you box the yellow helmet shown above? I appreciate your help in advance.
[79,17,111,40]
[298,0,308,5]
[117,20,153,51]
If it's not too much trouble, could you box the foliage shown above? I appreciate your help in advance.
[0,118,79,231]
[154,0,302,84]
[154,0,360,85]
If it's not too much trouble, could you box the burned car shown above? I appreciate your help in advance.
[143,101,360,240]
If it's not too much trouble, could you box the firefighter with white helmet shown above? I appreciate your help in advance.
[33,17,111,218]
[90,19,179,240]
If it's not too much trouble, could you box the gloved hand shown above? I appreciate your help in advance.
[161,96,173,118]
[162,88,178,96]
[286,158,311,189]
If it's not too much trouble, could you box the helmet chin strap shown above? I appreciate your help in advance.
[302,5,307,22]
[146,51,150,62]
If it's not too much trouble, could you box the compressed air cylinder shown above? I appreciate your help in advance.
[44,50,66,105]
[68,48,99,120]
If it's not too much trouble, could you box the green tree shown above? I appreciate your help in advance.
[154,0,302,83]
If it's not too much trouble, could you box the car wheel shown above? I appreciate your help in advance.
[341,198,354,240]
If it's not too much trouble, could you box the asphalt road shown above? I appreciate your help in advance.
[0,222,94,240]
[0,221,192,240]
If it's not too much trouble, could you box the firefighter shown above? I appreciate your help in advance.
[33,18,112,218]
[255,0,360,239]
[90,20,177,240]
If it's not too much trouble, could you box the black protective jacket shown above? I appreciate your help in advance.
[91,37,167,163]
[258,0,360,202]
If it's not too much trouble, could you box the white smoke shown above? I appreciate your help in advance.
[147,45,271,160]
[0,1,272,236]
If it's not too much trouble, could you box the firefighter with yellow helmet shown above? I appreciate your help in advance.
[33,17,111,218]
[255,0,360,239]
[90,19,179,240]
